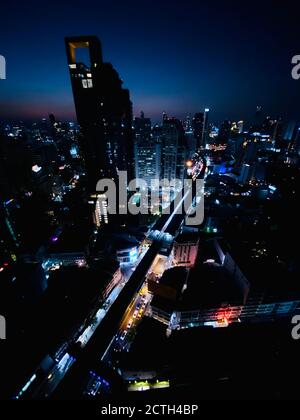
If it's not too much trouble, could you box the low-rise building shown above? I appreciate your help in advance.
[172,230,199,268]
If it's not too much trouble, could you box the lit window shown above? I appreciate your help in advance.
[82,79,93,88]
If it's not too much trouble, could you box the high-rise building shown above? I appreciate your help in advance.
[192,109,209,150]
[253,106,264,130]
[134,111,151,140]
[65,36,134,191]
[283,121,296,142]
[239,164,253,185]
[183,115,196,157]
[244,140,258,164]
[0,201,19,271]
[230,122,239,136]
[283,121,300,153]
[238,121,244,134]
[293,127,300,156]
[185,130,197,158]
[161,118,186,183]
[134,112,161,188]
[218,120,232,143]
[184,114,192,133]
[230,121,244,136]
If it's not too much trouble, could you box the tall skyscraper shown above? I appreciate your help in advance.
[253,105,264,130]
[218,120,232,143]
[0,200,19,269]
[134,112,161,188]
[238,120,244,134]
[65,36,134,191]
[244,140,258,164]
[192,109,209,150]
[184,114,192,133]
[161,118,186,183]
[283,121,296,142]
[271,118,284,149]
[239,163,253,185]
[292,126,300,156]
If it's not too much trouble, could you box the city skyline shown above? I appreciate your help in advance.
[1,0,300,405]
[1,0,300,123]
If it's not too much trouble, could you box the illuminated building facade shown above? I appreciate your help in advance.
[161,118,186,183]
[94,194,109,227]
[134,112,161,188]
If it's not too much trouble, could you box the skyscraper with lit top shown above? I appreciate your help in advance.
[65,36,134,190]
[65,36,135,226]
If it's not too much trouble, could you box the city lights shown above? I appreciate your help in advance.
[0,0,299,406]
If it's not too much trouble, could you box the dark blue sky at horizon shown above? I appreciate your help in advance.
[0,0,300,125]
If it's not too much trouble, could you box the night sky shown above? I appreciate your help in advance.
[0,0,300,124]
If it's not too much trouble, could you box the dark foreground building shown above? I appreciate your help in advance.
[65,36,134,190]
